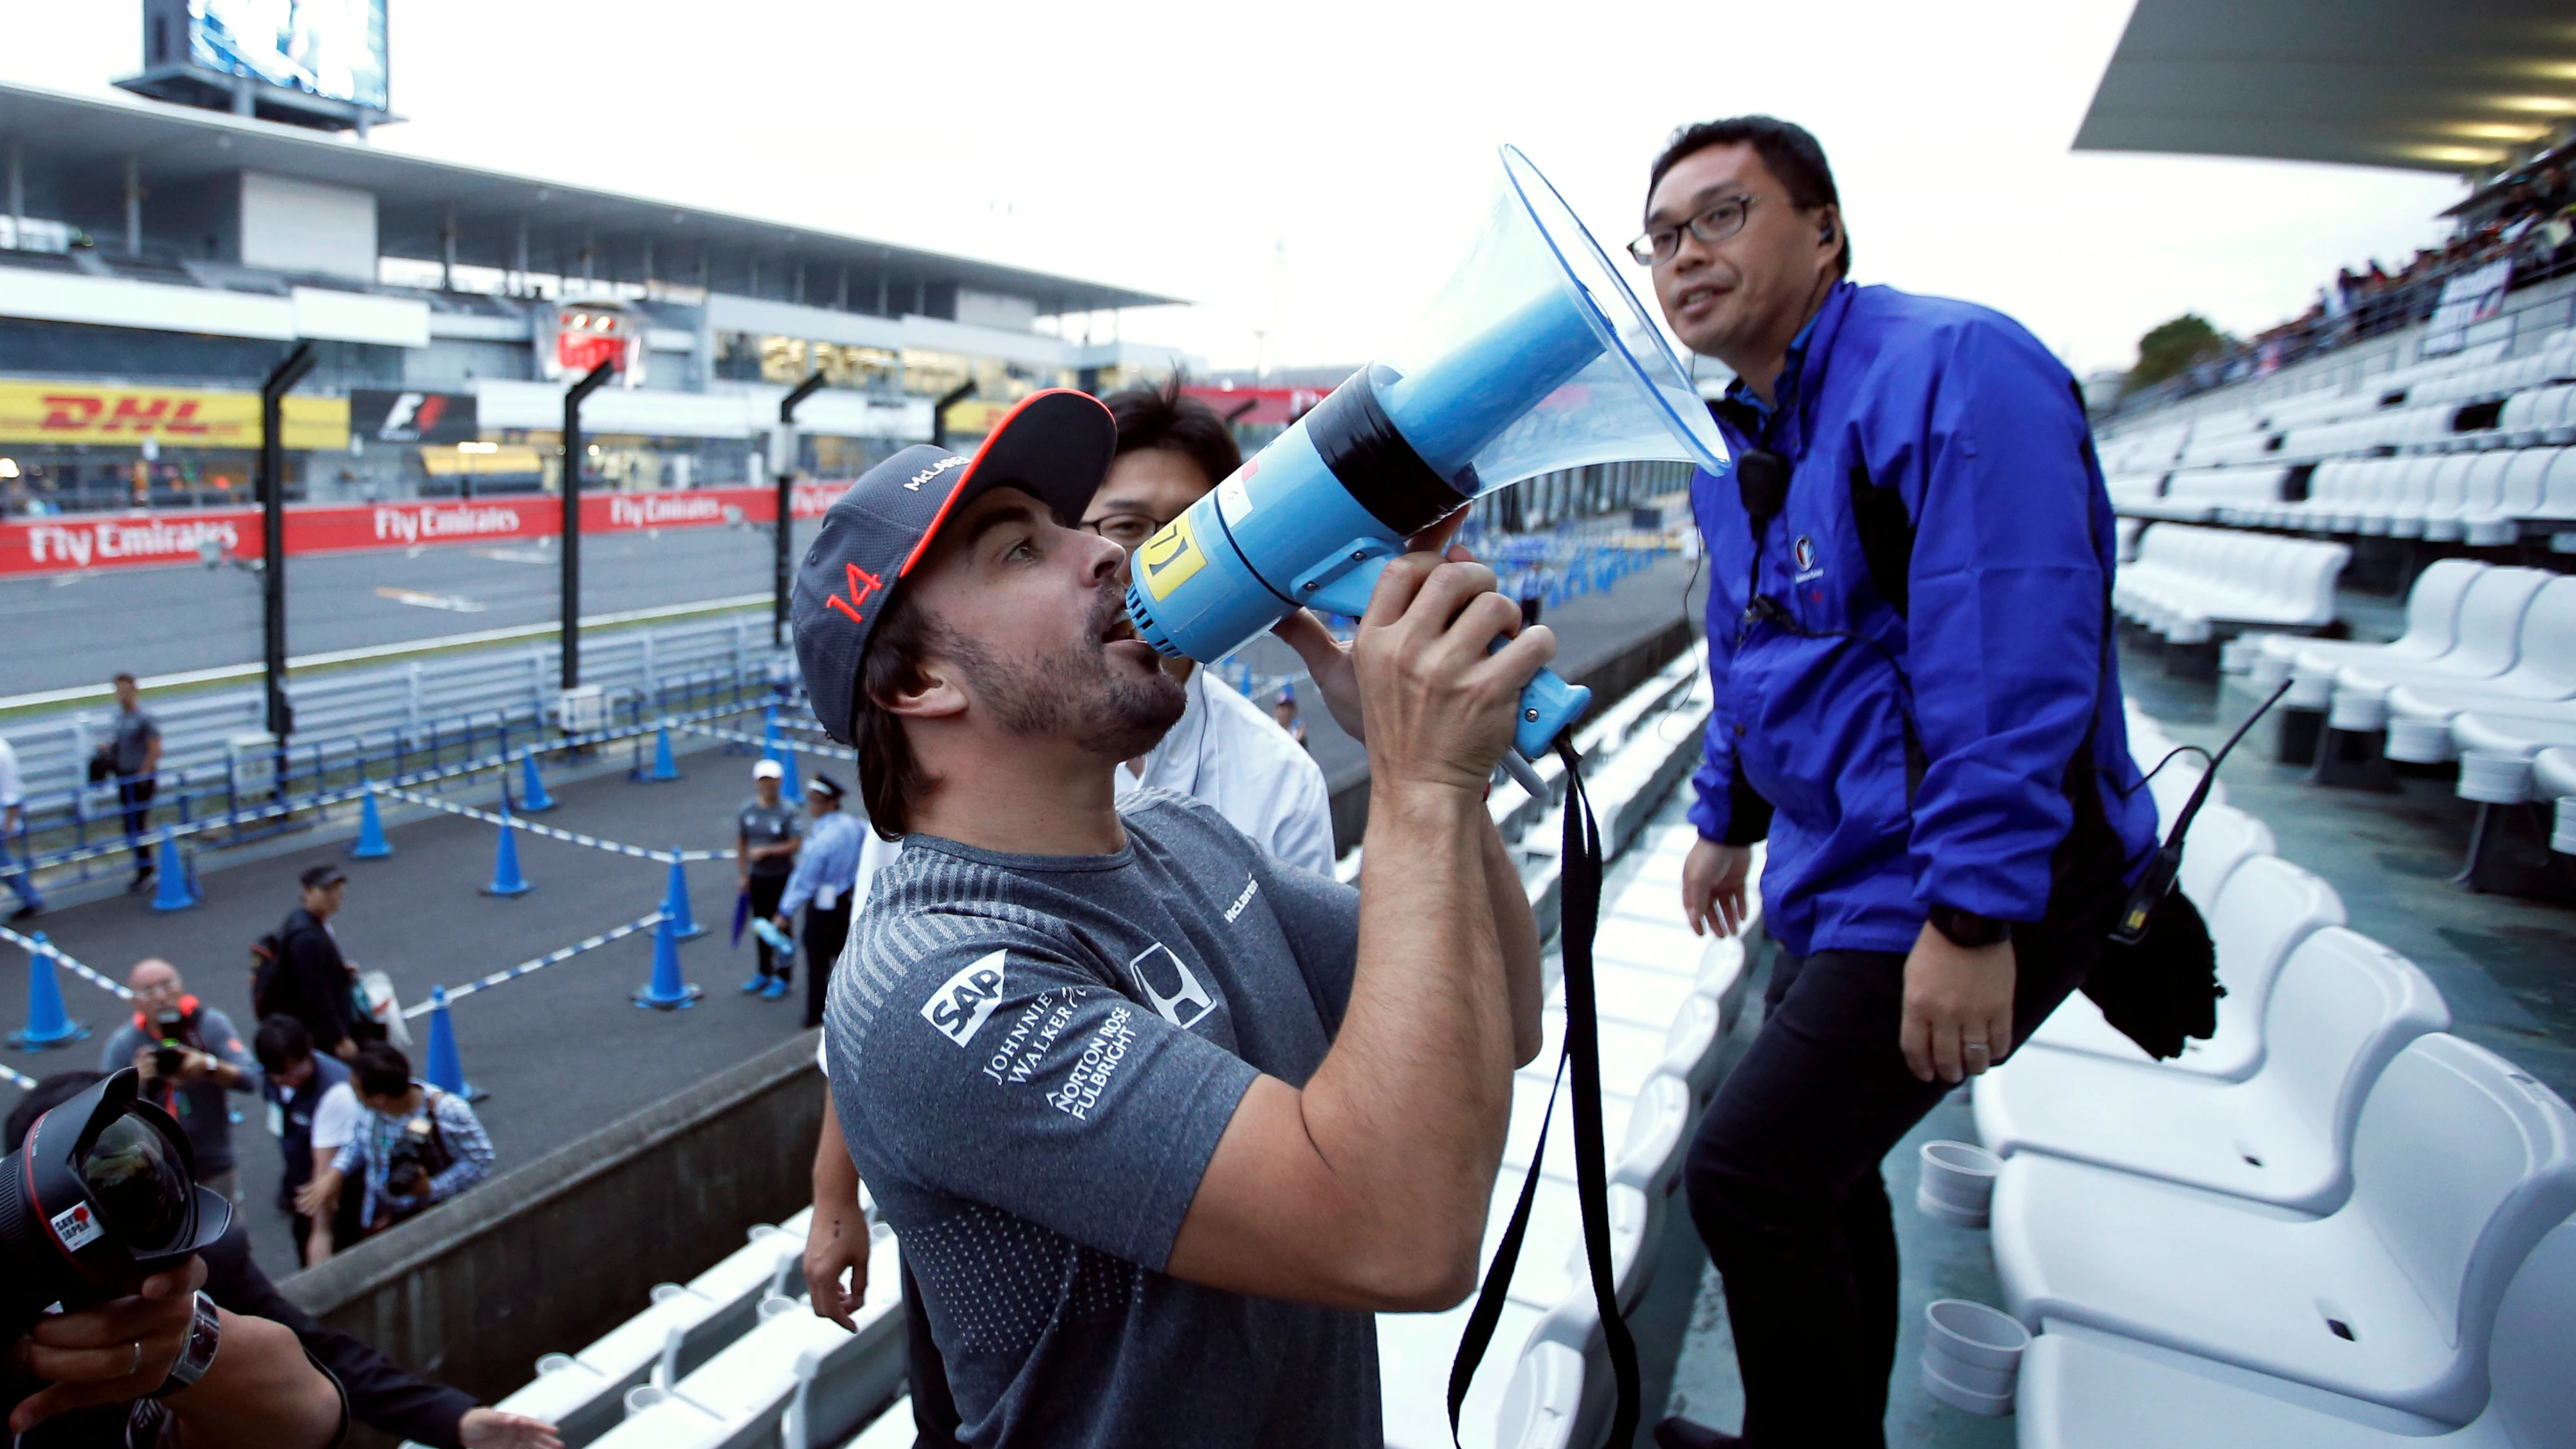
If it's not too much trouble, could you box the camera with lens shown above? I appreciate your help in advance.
[378,1112,455,1224]
[1,1070,233,1402]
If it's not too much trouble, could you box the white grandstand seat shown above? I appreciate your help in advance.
[2142,760,2224,837]
[1992,1034,2576,1425]
[2170,804,2272,904]
[2380,579,2576,762]
[1492,1341,1585,1449]
[2421,453,2508,539]
[843,1400,915,1449]
[2015,1220,2576,1449]
[1974,927,2448,1212]
[2295,566,2552,724]
[2248,558,2481,689]
[2462,446,2568,545]
[2025,855,2344,1079]
[488,1221,801,1449]
[2450,710,2576,772]
[2365,455,2449,536]
[1381,1296,1546,1449]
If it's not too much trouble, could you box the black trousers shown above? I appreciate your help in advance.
[119,778,156,870]
[747,874,789,978]
[1681,927,2102,1448]
[802,901,851,1031]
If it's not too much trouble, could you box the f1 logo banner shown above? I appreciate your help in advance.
[351,390,480,444]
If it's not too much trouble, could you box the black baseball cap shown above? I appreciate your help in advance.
[792,388,1118,745]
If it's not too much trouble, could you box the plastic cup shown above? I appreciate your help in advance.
[1921,1299,2031,1417]
[1921,1355,2014,1417]
[1917,1140,2002,1226]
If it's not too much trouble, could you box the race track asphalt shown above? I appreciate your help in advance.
[0,520,825,695]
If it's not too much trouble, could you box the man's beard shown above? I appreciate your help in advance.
[946,582,1186,762]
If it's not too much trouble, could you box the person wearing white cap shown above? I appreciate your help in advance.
[736,758,803,999]
[773,773,863,1030]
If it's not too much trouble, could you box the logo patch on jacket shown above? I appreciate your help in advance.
[1793,535,1823,583]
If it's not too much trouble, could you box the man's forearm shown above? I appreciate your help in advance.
[1304,781,1518,1292]
[1477,814,1543,1065]
[166,1311,344,1449]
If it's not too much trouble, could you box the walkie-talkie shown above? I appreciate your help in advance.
[2110,678,2293,946]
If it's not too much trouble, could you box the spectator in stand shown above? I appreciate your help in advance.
[0,727,41,920]
[774,772,863,1031]
[96,672,161,893]
[1087,376,1337,873]
[3,1072,562,1449]
[1271,684,1308,747]
[253,1015,365,1264]
[264,864,369,1061]
[738,758,803,999]
[96,958,259,1205]
[302,1043,494,1255]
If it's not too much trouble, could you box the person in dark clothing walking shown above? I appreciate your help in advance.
[736,758,803,999]
[266,864,370,1062]
[99,672,161,892]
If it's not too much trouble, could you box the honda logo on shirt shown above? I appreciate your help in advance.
[1126,943,1214,1030]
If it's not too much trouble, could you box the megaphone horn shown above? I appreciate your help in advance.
[1125,145,1730,766]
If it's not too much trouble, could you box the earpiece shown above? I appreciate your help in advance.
[1818,221,1835,245]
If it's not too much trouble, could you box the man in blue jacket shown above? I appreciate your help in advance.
[1639,118,2157,1449]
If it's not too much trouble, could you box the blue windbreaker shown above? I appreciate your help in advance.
[1688,280,2157,957]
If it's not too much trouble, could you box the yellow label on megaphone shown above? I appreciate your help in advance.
[1137,513,1209,600]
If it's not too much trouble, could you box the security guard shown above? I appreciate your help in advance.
[1636,117,2158,1449]
[772,773,864,1030]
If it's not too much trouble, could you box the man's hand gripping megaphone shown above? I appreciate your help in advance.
[1268,513,1558,799]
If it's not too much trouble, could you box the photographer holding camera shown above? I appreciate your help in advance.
[5,1074,345,1449]
[95,960,259,1207]
[299,1044,493,1257]
[795,392,1544,1446]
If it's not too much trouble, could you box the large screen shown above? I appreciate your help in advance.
[188,0,388,112]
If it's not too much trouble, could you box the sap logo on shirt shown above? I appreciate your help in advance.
[922,950,1008,1047]
[1126,942,1214,1030]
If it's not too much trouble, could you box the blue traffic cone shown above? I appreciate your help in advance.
[648,726,681,781]
[7,933,88,1049]
[771,745,802,799]
[763,705,783,748]
[149,827,199,911]
[422,986,482,1100]
[632,915,701,1010]
[481,811,533,898]
[520,751,555,812]
[661,853,706,940]
[350,785,393,859]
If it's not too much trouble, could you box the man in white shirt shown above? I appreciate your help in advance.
[1086,376,1337,873]
[0,732,41,920]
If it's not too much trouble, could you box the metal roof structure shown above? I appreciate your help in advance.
[2072,0,2576,176]
[0,80,1180,314]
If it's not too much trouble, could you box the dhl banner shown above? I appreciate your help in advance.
[0,480,856,576]
[0,381,349,451]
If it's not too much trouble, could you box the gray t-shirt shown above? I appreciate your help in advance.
[111,707,159,776]
[736,796,803,879]
[826,788,1377,1449]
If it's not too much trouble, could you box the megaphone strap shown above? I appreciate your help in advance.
[1304,369,1474,537]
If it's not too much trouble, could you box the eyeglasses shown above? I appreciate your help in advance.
[1627,194,1758,267]
[1081,513,1173,551]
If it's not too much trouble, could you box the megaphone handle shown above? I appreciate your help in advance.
[1298,546,1590,767]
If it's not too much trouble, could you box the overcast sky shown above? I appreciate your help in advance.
[4,0,2469,378]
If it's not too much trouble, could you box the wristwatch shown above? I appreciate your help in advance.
[149,1291,223,1398]
[1926,905,2011,949]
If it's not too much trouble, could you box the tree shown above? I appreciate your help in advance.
[2124,314,2234,393]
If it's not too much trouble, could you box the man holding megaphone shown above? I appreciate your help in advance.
[1641,118,2157,1449]
[792,390,1545,1448]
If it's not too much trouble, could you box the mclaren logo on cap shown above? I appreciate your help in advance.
[906,455,969,491]
[823,562,883,626]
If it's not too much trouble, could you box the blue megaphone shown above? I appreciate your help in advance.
[1125,146,1729,766]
